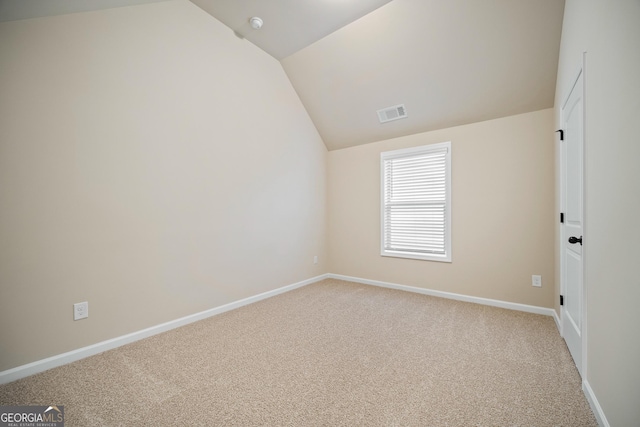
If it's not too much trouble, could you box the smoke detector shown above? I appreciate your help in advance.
[377,104,407,124]
[249,17,263,30]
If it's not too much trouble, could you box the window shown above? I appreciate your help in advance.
[381,142,451,262]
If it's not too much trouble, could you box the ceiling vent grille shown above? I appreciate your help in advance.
[377,104,407,124]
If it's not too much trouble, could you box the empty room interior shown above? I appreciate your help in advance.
[0,0,638,425]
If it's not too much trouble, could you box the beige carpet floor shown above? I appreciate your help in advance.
[0,278,597,426]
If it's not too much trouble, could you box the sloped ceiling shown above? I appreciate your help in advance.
[280,0,565,150]
[0,0,171,22]
[190,0,393,60]
[0,0,565,151]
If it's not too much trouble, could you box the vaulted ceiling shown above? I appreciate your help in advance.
[280,0,565,150]
[190,0,394,60]
[0,0,565,151]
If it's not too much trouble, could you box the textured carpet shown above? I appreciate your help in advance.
[0,279,597,426]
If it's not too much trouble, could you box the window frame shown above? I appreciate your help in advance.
[380,141,452,262]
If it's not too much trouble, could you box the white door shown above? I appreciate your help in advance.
[561,68,585,376]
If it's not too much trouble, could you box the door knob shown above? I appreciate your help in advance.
[568,236,582,245]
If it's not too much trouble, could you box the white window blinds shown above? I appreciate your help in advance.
[381,142,451,262]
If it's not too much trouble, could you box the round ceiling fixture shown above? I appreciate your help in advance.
[249,17,263,30]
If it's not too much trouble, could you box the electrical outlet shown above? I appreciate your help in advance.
[313,255,318,265]
[532,275,542,287]
[74,301,88,320]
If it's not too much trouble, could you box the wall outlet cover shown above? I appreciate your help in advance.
[532,275,542,287]
[74,301,89,320]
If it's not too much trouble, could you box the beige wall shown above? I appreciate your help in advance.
[0,0,327,371]
[328,109,555,308]
[555,1,640,425]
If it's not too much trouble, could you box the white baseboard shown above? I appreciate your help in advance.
[0,274,328,385]
[0,273,567,386]
[4,272,605,423]
[327,274,556,317]
[583,380,609,427]
[553,309,562,333]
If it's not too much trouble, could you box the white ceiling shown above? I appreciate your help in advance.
[0,0,170,22]
[190,0,393,60]
[0,0,565,151]
[281,0,566,150]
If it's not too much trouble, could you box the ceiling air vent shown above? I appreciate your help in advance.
[377,104,407,124]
